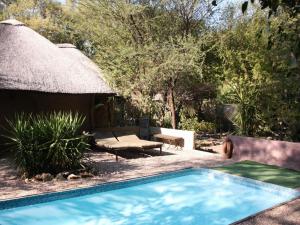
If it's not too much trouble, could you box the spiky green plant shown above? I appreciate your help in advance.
[3,112,90,176]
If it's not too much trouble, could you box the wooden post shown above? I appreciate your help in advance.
[168,86,176,129]
[107,96,112,127]
[90,94,95,130]
[115,150,118,161]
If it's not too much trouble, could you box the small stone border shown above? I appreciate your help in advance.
[24,170,95,183]
[0,167,193,210]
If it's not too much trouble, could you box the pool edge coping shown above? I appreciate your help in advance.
[202,168,300,194]
[2,166,298,203]
[0,167,194,206]
[229,195,300,225]
[205,168,300,225]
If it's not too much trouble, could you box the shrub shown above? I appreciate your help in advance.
[179,118,215,133]
[3,112,90,176]
[179,111,215,133]
[196,121,216,133]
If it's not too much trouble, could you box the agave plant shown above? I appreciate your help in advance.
[3,112,90,176]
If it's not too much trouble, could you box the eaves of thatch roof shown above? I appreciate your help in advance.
[0,19,114,94]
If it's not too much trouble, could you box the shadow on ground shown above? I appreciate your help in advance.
[94,147,175,160]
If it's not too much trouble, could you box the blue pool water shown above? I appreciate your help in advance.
[0,169,299,225]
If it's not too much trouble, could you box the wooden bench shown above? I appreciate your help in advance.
[153,134,184,149]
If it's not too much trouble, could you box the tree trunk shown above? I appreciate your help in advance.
[168,86,176,129]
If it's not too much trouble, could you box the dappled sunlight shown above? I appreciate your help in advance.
[0,169,298,225]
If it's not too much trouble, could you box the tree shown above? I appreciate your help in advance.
[217,9,300,139]
[241,0,300,15]
[77,0,218,128]
[1,0,83,45]
[2,0,299,139]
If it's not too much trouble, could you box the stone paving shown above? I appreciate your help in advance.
[236,198,300,225]
[0,147,233,200]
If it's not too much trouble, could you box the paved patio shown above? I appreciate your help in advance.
[236,198,300,225]
[0,147,234,200]
[0,146,299,225]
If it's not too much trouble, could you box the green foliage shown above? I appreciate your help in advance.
[1,1,299,140]
[179,117,216,133]
[218,10,300,139]
[241,0,300,16]
[76,0,218,128]
[3,112,89,176]
[1,0,85,47]
[179,109,216,133]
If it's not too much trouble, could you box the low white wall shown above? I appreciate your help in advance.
[150,127,195,150]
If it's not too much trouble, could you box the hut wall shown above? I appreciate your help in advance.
[94,95,114,128]
[0,90,93,132]
[0,90,114,144]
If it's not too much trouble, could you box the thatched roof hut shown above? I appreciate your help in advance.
[0,19,115,134]
[56,43,112,89]
[0,19,114,94]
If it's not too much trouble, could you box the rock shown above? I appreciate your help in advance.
[34,174,43,181]
[34,173,53,182]
[62,171,70,178]
[30,178,37,183]
[67,174,81,180]
[80,172,94,178]
[41,173,53,182]
[9,176,18,180]
[55,173,66,181]
[24,178,30,183]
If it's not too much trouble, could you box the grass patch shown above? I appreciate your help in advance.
[215,161,300,189]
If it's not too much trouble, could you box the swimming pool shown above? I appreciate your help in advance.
[0,168,299,225]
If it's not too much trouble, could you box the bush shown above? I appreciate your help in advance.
[196,121,216,133]
[179,112,215,133]
[3,112,90,176]
[180,118,215,133]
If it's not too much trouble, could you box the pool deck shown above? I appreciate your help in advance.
[0,147,234,200]
[0,146,299,225]
[235,198,300,225]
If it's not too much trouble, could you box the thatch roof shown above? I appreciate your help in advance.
[0,19,114,94]
[56,43,112,90]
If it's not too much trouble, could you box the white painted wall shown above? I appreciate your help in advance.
[150,127,195,150]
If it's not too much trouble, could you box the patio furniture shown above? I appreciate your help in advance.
[94,131,163,161]
[114,132,163,154]
[94,132,139,161]
[153,134,184,149]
